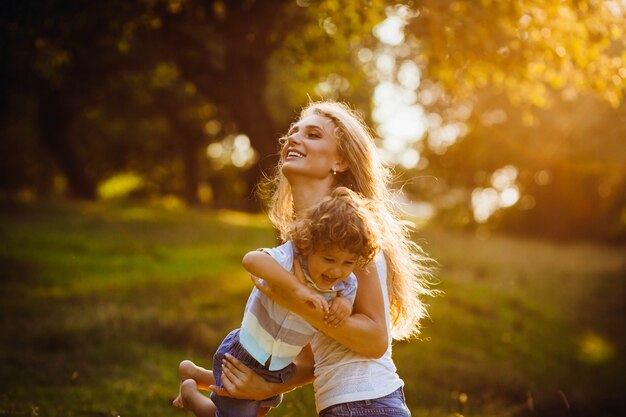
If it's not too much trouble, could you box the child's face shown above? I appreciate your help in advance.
[306,246,359,290]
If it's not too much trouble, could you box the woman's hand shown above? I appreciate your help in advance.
[208,354,275,401]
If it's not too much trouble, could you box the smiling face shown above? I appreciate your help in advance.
[281,114,346,180]
[305,246,359,290]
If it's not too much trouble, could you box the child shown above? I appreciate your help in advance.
[173,187,380,417]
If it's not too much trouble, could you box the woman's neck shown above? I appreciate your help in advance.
[290,177,333,218]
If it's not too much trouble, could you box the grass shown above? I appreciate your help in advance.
[0,200,624,417]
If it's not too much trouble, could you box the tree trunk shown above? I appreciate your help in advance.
[35,81,96,200]
[222,57,282,211]
[163,104,201,206]
[159,0,290,211]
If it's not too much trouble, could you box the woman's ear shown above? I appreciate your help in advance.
[334,159,349,173]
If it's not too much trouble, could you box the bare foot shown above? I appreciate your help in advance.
[172,393,184,408]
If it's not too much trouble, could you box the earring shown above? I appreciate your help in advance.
[332,168,337,176]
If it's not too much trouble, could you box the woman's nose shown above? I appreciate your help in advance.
[287,132,300,145]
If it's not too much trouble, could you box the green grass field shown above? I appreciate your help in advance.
[1,201,624,417]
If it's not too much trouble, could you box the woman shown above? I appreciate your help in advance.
[182,101,434,416]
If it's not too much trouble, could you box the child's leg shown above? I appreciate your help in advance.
[175,359,267,417]
[173,360,215,408]
[179,379,217,417]
[179,360,215,390]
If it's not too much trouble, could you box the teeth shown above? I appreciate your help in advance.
[287,151,304,158]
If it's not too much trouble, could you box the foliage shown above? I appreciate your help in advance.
[406,0,625,110]
[0,0,390,207]
[2,0,625,239]
[393,0,626,240]
[1,202,625,416]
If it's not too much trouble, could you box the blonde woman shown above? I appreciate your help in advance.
[186,101,434,417]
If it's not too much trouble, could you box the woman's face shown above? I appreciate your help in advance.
[281,113,344,180]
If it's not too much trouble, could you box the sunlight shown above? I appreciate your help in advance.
[203,119,221,135]
[578,331,614,364]
[500,187,520,208]
[398,60,421,90]
[217,209,271,228]
[376,53,396,77]
[491,165,518,191]
[480,108,508,126]
[370,8,431,169]
[373,14,405,46]
[98,172,143,200]
[315,73,350,98]
[400,148,420,169]
[161,194,186,210]
[471,165,521,222]
[604,0,626,16]
[357,47,374,63]
[373,79,466,166]
[472,187,500,223]
[232,134,254,168]
[207,142,223,159]
[206,134,257,169]
[393,191,436,225]
[373,82,427,168]
[427,123,465,155]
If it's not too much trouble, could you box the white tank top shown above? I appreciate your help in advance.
[310,252,404,413]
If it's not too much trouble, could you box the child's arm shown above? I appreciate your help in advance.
[242,250,329,313]
[251,258,388,359]
[324,296,353,327]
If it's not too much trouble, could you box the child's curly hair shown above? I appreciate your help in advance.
[288,187,380,266]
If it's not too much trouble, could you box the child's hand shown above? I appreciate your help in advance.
[250,274,326,312]
[250,274,272,296]
[324,296,352,327]
[294,285,329,314]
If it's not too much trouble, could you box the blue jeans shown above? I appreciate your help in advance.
[319,387,411,417]
[210,329,296,417]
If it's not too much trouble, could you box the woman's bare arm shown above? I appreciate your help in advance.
[252,258,388,358]
[207,261,387,401]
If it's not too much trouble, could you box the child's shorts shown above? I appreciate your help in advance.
[210,328,296,417]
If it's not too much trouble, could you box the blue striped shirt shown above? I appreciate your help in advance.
[239,241,357,371]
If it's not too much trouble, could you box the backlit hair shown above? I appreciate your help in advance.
[288,187,379,267]
[263,100,436,340]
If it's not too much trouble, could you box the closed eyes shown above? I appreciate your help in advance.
[288,125,323,138]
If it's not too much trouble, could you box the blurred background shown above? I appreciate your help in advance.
[1,1,625,416]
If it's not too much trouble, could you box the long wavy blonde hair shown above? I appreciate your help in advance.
[263,101,435,340]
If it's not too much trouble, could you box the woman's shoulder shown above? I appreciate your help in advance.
[374,250,387,279]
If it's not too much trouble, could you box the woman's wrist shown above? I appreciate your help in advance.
[261,381,285,399]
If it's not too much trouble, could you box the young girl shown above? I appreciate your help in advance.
[173,187,380,417]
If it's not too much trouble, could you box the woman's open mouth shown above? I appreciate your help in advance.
[286,150,305,159]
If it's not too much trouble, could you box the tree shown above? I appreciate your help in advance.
[1,0,149,199]
[140,0,388,207]
[1,0,390,207]
[392,0,626,240]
